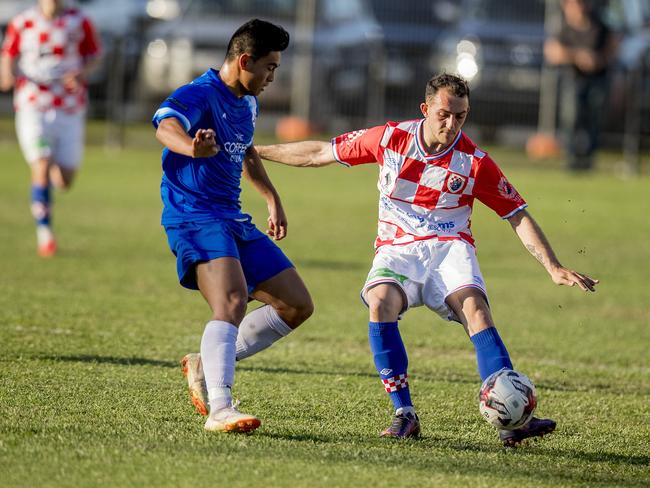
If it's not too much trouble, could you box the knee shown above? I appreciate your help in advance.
[279,295,314,328]
[212,291,248,324]
[368,295,401,322]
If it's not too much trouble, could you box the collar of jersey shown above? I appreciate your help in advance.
[415,119,461,161]
[207,69,240,104]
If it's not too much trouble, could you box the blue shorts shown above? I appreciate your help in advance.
[164,218,293,292]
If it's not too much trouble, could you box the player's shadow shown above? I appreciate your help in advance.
[37,354,177,368]
[235,364,378,379]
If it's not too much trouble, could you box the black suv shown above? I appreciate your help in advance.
[432,0,650,136]
[137,0,380,124]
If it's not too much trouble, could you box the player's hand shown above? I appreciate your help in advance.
[550,266,599,292]
[266,200,288,241]
[574,49,600,73]
[62,70,82,91]
[192,129,219,158]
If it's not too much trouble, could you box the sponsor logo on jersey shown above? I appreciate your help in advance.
[428,221,455,232]
[223,141,248,154]
[447,173,466,193]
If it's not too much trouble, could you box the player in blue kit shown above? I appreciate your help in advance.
[152,19,313,433]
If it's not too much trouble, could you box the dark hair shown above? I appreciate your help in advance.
[425,73,470,102]
[226,19,290,61]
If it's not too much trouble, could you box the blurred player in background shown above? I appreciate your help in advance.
[255,73,598,446]
[0,0,101,257]
[152,19,313,434]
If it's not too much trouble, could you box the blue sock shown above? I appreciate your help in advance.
[31,184,51,226]
[368,321,412,409]
[470,327,513,381]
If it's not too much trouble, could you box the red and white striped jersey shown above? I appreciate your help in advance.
[1,6,100,113]
[331,119,527,249]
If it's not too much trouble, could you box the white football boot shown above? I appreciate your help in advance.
[204,401,261,433]
[180,353,209,416]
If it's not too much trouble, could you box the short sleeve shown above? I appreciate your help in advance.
[79,17,101,57]
[152,83,207,132]
[331,125,385,167]
[473,155,527,219]
[1,20,20,58]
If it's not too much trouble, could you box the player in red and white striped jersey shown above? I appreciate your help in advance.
[0,0,101,257]
[257,73,599,446]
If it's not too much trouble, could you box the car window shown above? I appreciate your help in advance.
[466,0,545,23]
[185,0,296,19]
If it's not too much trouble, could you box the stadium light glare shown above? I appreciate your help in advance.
[456,53,478,80]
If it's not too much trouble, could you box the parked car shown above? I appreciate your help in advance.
[137,0,381,124]
[367,0,461,119]
[431,0,650,136]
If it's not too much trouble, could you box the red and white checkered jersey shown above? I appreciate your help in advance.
[1,6,100,113]
[331,119,527,249]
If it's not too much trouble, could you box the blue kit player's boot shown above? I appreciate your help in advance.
[499,417,557,447]
[181,353,209,416]
[380,408,421,439]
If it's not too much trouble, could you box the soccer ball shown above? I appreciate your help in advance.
[478,369,537,430]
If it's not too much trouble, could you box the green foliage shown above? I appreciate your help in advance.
[0,133,649,487]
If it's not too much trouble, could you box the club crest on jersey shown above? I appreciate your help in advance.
[447,173,466,193]
[497,176,519,200]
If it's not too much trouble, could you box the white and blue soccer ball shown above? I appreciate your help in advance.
[478,369,537,430]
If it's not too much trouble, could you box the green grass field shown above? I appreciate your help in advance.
[0,124,649,487]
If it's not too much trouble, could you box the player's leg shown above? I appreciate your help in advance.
[49,165,76,190]
[235,267,313,360]
[445,287,513,380]
[195,257,260,433]
[29,156,57,256]
[49,110,84,191]
[16,109,57,256]
[228,226,312,360]
[365,282,420,438]
[446,285,555,446]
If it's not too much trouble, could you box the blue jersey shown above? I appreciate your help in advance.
[152,69,259,224]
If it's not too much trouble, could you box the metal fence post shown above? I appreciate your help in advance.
[291,0,316,122]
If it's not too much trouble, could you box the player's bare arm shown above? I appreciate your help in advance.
[156,117,219,158]
[244,145,288,240]
[508,209,599,292]
[257,141,335,167]
[0,55,15,91]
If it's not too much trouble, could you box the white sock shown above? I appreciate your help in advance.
[200,320,238,412]
[36,225,53,246]
[236,305,293,361]
[396,406,416,417]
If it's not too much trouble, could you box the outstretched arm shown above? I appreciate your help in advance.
[508,209,599,292]
[155,117,219,158]
[244,145,287,240]
[256,141,336,167]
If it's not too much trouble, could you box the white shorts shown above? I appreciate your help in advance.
[15,108,86,168]
[361,239,488,322]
